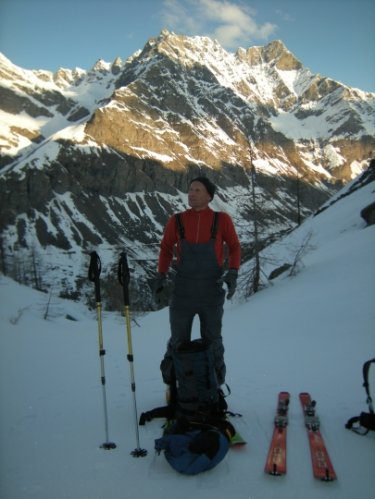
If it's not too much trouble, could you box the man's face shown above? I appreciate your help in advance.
[188,181,212,210]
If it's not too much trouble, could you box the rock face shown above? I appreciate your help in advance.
[360,161,375,225]
[0,31,374,307]
[361,201,375,225]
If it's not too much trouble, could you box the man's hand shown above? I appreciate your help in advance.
[153,273,168,305]
[222,269,238,300]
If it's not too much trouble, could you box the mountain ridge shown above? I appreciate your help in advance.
[1,31,374,174]
[0,30,374,306]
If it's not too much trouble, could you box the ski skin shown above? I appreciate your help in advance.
[299,392,337,482]
[264,391,290,476]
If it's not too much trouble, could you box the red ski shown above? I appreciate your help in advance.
[264,391,290,476]
[299,392,337,481]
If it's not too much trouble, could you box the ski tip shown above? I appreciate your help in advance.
[318,474,337,482]
[265,463,286,476]
[319,466,337,482]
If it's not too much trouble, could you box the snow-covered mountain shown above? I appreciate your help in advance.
[1,153,374,499]
[0,30,374,304]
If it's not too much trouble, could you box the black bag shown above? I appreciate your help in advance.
[346,358,375,435]
[139,339,229,426]
[172,339,227,420]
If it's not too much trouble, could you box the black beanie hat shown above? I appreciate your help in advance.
[190,176,216,200]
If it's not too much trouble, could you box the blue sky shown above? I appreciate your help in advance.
[0,0,374,92]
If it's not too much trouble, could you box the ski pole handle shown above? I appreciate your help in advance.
[88,251,102,303]
[118,251,130,306]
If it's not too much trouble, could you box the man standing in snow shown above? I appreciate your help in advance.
[154,176,241,390]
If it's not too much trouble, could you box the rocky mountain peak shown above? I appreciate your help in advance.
[91,58,112,73]
[111,57,123,74]
[0,52,26,81]
[263,39,302,70]
[52,67,86,87]
[236,40,302,70]
[141,29,228,69]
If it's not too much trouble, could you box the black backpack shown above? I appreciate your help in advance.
[139,339,229,426]
[171,339,227,420]
[346,358,375,435]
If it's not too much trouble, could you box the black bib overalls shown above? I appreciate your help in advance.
[160,214,226,385]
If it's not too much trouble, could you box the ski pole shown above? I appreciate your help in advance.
[118,250,147,457]
[88,251,116,450]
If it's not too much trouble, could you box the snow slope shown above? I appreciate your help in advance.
[1,179,375,499]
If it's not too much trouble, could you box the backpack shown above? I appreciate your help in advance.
[139,339,237,474]
[139,339,229,426]
[171,339,227,420]
[346,358,375,435]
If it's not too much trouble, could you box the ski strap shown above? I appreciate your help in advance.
[88,251,101,282]
[88,251,102,303]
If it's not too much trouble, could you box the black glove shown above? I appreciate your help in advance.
[153,272,168,304]
[222,269,238,300]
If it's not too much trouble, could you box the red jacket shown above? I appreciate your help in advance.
[158,207,241,273]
